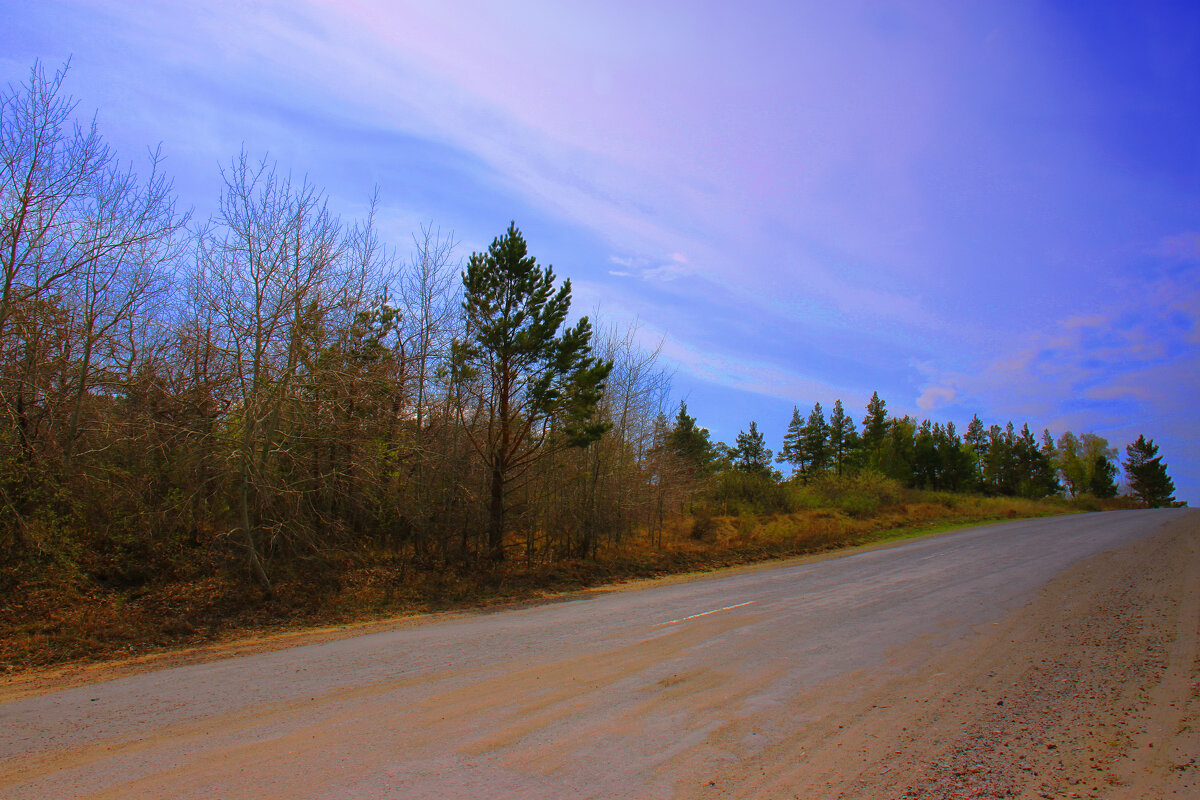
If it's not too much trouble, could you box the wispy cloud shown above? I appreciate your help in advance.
[654,334,860,409]
[1157,231,1200,260]
[918,262,1199,438]
[607,251,693,282]
[917,385,957,411]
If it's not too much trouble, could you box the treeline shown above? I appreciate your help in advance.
[0,64,681,588]
[655,392,1177,512]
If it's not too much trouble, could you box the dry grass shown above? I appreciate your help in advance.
[0,492,1125,673]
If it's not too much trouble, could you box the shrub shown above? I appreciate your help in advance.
[705,470,793,515]
[807,472,903,518]
[691,509,717,540]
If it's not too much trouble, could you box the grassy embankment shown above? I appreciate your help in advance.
[1,476,1135,673]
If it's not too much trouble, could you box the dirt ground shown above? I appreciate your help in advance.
[683,510,1200,799]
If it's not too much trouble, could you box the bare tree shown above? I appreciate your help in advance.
[0,60,184,538]
[195,151,381,586]
[402,222,459,429]
[59,150,184,462]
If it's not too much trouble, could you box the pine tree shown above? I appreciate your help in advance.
[1089,454,1118,499]
[666,401,715,471]
[964,414,987,490]
[1123,435,1176,507]
[913,419,937,489]
[983,424,1010,494]
[776,406,808,479]
[881,416,917,484]
[802,402,831,475]
[1034,429,1061,498]
[828,399,858,476]
[457,223,613,560]
[1014,423,1040,497]
[734,421,773,475]
[940,420,972,492]
[861,391,888,459]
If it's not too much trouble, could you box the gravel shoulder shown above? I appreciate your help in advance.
[687,509,1200,799]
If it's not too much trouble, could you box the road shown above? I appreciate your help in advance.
[1,509,1196,799]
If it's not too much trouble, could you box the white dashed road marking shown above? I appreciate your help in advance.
[653,601,757,627]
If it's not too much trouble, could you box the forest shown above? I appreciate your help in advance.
[0,63,1180,667]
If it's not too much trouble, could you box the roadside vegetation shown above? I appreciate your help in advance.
[0,63,1181,671]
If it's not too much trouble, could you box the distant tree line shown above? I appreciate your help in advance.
[657,391,1177,509]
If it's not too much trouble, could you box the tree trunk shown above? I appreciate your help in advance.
[238,463,272,591]
[488,460,505,561]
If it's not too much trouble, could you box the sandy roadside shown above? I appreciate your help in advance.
[680,509,1200,799]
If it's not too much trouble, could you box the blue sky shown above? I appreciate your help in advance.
[3,0,1197,501]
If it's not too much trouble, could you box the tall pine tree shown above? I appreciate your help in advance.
[1123,435,1176,507]
[828,399,858,476]
[777,406,808,480]
[964,414,987,491]
[802,402,831,476]
[861,391,888,456]
[457,223,612,560]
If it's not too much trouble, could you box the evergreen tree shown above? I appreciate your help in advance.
[913,419,938,489]
[1123,435,1176,507]
[861,391,888,467]
[963,414,986,451]
[710,440,736,472]
[939,420,972,492]
[1014,423,1039,496]
[880,416,917,484]
[1033,428,1062,498]
[666,401,715,472]
[964,414,987,491]
[828,399,858,476]
[1089,454,1118,499]
[801,402,831,475]
[776,406,808,479]
[457,223,613,560]
[734,421,773,475]
[982,423,1011,494]
[1007,423,1057,498]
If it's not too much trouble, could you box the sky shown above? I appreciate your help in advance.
[2,0,1197,502]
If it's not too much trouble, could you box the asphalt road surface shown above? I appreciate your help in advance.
[0,508,1192,799]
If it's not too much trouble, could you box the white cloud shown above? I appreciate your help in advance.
[606,252,695,283]
[640,262,692,282]
[654,335,856,408]
[916,385,957,411]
